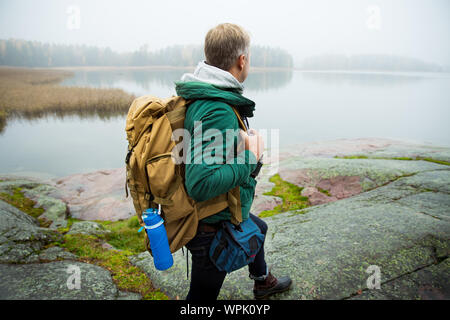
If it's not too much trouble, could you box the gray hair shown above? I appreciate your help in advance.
[204,23,250,71]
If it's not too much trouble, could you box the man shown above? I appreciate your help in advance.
[175,23,292,301]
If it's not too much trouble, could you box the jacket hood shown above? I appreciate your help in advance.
[179,60,245,93]
[175,61,255,118]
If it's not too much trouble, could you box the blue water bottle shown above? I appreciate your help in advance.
[142,206,173,271]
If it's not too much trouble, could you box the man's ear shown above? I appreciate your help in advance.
[238,54,246,71]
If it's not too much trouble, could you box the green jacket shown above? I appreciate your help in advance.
[175,81,258,223]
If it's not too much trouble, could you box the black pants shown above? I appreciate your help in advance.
[185,213,268,301]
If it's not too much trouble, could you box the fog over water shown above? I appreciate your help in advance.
[0,0,449,67]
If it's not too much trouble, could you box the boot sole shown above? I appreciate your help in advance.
[254,281,292,300]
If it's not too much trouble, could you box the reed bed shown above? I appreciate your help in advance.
[0,110,6,132]
[0,67,136,121]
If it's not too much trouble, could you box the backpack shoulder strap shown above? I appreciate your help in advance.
[229,106,248,132]
[228,105,247,225]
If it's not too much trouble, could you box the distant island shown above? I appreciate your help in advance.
[0,39,293,69]
[298,54,445,73]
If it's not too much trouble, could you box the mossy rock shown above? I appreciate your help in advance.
[0,200,63,263]
[67,221,111,236]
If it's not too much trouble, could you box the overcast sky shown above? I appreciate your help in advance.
[0,0,449,66]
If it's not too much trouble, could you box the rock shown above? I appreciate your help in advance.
[316,175,362,199]
[278,137,450,163]
[67,221,111,236]
[51,168,134,221]
[0,179,41,193]
[250,154,446,214]
[356,142,450,164]
[249,137,450,215]
[38,246,78,262]
[350,258,450,300]
[0,200,63,263]
[0,261,122,299]
[250,163,283,213]
[130,251,189,299]
[300,186,318,198]
[22,184,68,229]
[278,157,444,192]
[251,194,283,212]
[0,179,68,229]
[131,168,450,300]
[301,186,337,205]
[0,180,143,301]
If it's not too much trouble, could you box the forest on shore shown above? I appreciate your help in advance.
[0,39,294,69]
[1,39,445,72]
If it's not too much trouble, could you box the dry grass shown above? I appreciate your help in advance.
[0,109,6,132]
[0,67,136,120]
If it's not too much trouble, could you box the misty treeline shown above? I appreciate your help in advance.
[300,54,444,72]
[0,39,293,68]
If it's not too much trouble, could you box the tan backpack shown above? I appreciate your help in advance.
[125,95,247,254]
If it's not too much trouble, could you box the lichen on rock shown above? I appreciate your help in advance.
[67,221,111,236]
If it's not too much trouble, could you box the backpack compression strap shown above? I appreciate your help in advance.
[228,105,250,226]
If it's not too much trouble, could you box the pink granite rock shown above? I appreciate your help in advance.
[301,186,319,198]
[49,138,425,220]
[279,169,321,187]
[279,170,362,206]
[301,186,338,205]
[51,168,134,221]
[316,175,362,199]
[251,194,283,213]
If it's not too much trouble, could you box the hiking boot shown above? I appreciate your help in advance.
[253,272,292,299]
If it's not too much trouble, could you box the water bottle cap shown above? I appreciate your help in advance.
[142,210,163,227]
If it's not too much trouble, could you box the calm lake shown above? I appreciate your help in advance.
[1,68,449,179]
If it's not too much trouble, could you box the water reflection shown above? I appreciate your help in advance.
[61,68,294,93]
[61,68,189,92]
[8,109,126,123]
[246,70,293,92]
[0,100,131,135]
[300,71,435,87]
[0,113,128,178]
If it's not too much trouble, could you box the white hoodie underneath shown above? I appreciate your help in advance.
[179,60,245,94]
